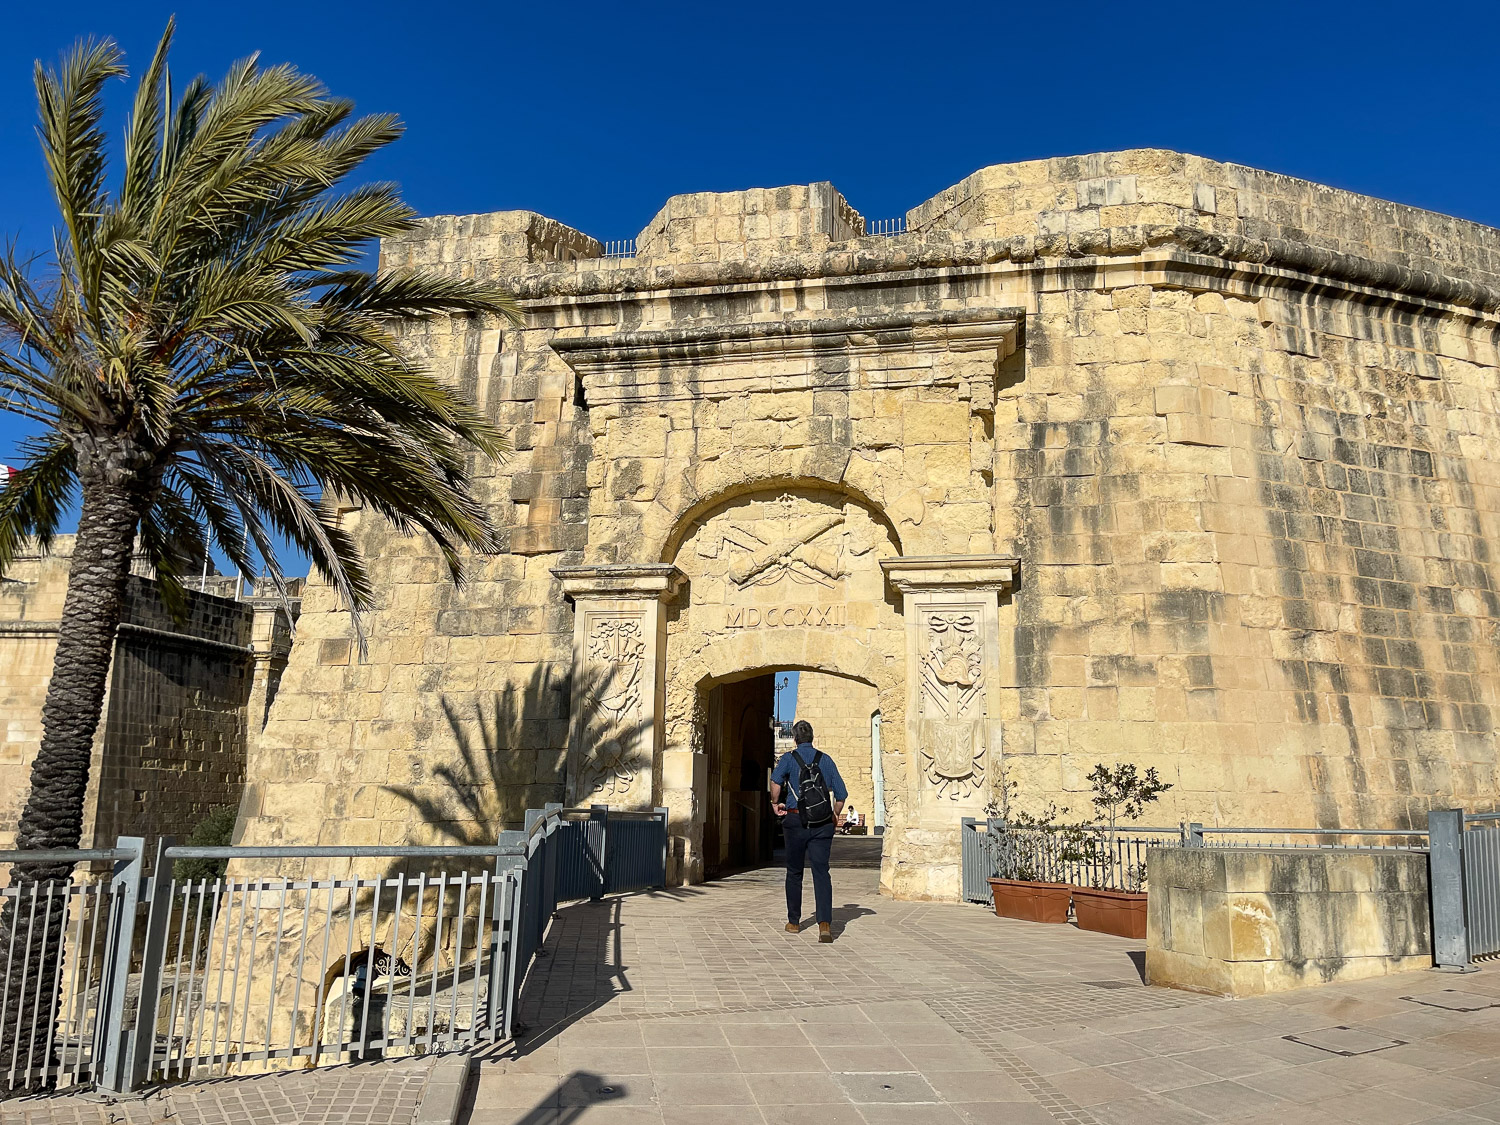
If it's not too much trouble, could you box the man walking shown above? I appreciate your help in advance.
[771,719,847,943]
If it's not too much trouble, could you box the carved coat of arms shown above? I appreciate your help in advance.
[919,610,987,799]
[578,617,646,799]
[712,495,848,589]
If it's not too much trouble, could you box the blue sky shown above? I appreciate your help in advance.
[2,0,1498,547]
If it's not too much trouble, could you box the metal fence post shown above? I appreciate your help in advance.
[654,807,669,889]
[542,818,559,926]
[1182,822,1205,847]
[491,834,526,1041]
[1429,808,1471,971]
[122,837,175,1092]
[590,805,608,900]
[95,837,145,1094]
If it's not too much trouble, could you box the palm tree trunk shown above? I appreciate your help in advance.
[1,469,144,1089]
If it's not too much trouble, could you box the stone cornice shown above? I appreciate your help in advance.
[552,564,686,601]
[550,307,1022,377]
[0,618,254,655]
[507,225,1500,319]
[881,555,1019,594]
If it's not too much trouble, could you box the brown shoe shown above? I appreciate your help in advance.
[818,923,833,943]
[785,922,800,933]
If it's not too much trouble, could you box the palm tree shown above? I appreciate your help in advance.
[0,23,516,1082]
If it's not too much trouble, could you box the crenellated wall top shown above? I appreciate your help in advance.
[380,150,1500,314]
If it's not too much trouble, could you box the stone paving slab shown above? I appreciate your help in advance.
[0,1057,437,1125]
[467,865,1500,1125]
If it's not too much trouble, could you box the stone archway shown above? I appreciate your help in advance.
[694,664,882,877]
[658,486,906,885]
[553,484,1018,899]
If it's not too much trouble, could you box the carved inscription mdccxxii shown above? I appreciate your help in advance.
[725,605,849,629]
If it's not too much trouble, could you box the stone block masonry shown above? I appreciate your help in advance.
[0,540,299,850]
[1146,845,1433,995]
[238,149,1500,902]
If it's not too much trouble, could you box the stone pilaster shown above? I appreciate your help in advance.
[552,565,684,812]
[882,556,1018,822]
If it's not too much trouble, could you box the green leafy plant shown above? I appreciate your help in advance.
[173,805,239,884]
[986,764,1097,883]
[1085,762,1172,891]
[0,22,517,1082]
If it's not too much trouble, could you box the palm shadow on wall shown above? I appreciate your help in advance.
[322,662,652,1042]
[380,661,652,854]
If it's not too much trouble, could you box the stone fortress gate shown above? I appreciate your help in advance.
[238,150,1500,900]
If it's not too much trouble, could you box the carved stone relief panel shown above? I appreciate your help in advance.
[553,564,683,811]
[677,488,898,641]
[917,603,988,800]
[882,556,1017,816]
[577,612,647,800]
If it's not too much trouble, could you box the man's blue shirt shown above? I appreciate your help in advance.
[771,743,848,808]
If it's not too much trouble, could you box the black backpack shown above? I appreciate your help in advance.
[797,751,835,828]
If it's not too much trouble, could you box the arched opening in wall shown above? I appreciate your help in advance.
[700,667,880,878]
[788,671,881,843]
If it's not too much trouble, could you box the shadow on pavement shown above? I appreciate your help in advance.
[456,1069,626,1124]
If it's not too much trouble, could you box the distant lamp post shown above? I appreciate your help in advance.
[772,675,790,733]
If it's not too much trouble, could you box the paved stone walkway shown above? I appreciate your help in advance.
[469,859,1500,1125]
[0,1057,439,1125]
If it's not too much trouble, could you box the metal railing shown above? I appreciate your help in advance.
[1,848,129,1091]
[960,818,1433,905]
[866,217,907,237]
[1459,811,1500,961]
[601,239,636,259]
[0,804,667,1096]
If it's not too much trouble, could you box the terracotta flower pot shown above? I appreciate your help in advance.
[986,878,1072,923]
[1072,886,1147,939]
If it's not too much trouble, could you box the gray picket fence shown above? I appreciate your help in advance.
[0,804,667,1095]
[960,817,1433,905]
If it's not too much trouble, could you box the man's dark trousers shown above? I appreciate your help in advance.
[783,811,835,924]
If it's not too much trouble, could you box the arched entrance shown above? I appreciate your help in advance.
[660,485,906,884]
[698,667,883,877]
[553,481,1019,899]
[701,671,777,875]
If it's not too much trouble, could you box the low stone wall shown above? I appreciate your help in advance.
[1145,846,1431,996]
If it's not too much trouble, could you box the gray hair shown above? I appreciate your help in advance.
[792,720,814,745]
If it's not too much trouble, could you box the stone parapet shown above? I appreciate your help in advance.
[1145,845,1432,996]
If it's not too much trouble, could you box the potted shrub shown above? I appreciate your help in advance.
[1071,763,1171,939]
[984,773,1082,924]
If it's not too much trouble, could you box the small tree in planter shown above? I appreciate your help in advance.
[983,768,1092,924]
[1072,763,1172,938]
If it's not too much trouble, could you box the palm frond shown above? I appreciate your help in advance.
[33,36,126,316]
[2,22,518,646]
[0,435,76,573]
[119,20,174,221]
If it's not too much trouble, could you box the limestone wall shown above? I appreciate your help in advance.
[996,271,1500,831]
[0,542,293,850]
[1146,846,1432,996]
[239,149,1500,901]
[907,149,1500,294]
[0,546,73,845]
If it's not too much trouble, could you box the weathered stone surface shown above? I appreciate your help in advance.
[0,540,298,851]
[1146,845,1433,995]
[239,149,1500,903]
